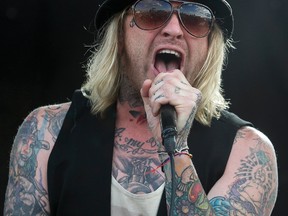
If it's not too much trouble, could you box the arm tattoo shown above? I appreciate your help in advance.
[165,129,277,216]
[165,164,214,215]
[176,92,201,150]
[210,131,278,215]
[176,105,196,150]
[4,105,68,215]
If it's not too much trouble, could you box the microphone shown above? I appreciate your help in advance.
[160,104,178,216]
[160,104,177,154]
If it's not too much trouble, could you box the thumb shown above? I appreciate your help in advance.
[140,79,153,107]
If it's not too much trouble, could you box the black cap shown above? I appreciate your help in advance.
[95,0,234,40]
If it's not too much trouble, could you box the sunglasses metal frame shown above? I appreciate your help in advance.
[130,0,215,38]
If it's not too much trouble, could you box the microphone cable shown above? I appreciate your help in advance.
[160,105,178,216]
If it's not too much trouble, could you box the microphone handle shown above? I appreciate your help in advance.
[160,104,177,153]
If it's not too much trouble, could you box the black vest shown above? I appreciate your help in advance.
[48,90,252,215]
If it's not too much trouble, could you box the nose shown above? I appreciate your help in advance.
[160,13,184,39]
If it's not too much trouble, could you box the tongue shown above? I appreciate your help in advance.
[155,59,179,73]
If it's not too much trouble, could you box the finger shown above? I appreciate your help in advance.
[140,79,153,98]
[149,75,187,116]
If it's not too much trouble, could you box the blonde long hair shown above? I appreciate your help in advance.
[82,11,234,126]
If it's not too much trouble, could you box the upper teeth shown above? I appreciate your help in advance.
[159,50,181,58]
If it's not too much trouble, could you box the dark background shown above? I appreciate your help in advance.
[1,0,287,214]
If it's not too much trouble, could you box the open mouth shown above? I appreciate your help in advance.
[154,49,182,73]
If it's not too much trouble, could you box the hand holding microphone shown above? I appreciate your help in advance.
[140,70,202,152]
[141,70,202,216]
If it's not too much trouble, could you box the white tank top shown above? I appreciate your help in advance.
[111,176,165,216]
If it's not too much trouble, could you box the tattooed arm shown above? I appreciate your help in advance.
[4,103,70,216]
[163,126,278,216]
[140,72,278,215]
[208,126,278,216]
[163,153,215,215]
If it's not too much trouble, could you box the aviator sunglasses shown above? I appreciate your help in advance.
[130,0,215,38]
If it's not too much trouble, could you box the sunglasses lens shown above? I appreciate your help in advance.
[180,4,212,37]
[132,0,213,37]
[134,0,171,30]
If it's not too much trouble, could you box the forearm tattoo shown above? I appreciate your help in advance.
[4,105,68,215]
[165,164,214,215]
[176,92,201,150]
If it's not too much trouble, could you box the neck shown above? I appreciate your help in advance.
[117,74,148,126]
[116,99,146,126]
[118,75,143,108]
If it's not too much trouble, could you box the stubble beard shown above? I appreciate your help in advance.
[118,51,146,109]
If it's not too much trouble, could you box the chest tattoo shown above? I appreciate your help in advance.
[113,127,165,193]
